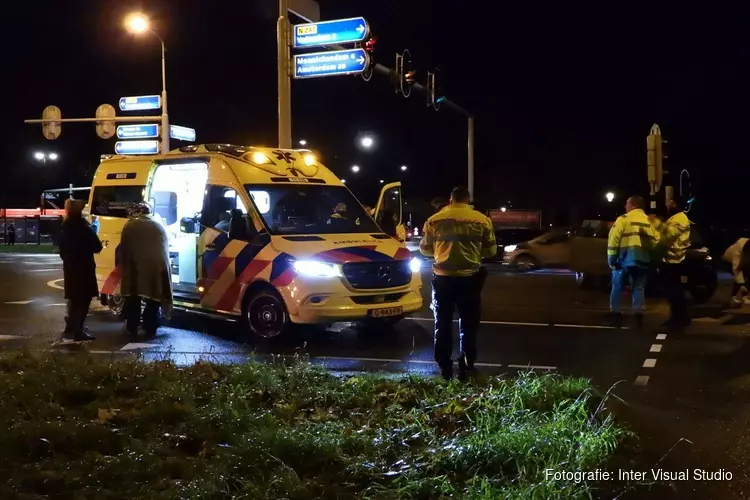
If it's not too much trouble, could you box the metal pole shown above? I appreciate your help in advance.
[160,38,170,154]
[468,116,475,201]
[277,0,292,149]
[69,183,74,200]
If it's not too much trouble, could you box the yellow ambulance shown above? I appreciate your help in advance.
[88,144,423,339]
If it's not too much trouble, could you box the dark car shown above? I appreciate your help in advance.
[489,228,543,262]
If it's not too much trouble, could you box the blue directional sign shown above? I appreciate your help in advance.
[118,95,161,111]
[293,17,368,48]
[116,124,159,139]
[294,49,369,79]
[115,140,160,155]
[170,125,196,142]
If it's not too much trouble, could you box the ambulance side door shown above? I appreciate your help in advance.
[374,182,405,241]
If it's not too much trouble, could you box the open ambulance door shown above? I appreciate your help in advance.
[374,182,406,242]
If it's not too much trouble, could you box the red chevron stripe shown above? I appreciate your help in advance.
[271,268,296,287]
[393,247,412,261]
[214,260,272,312]
[317,250,370,263]
[101,267,121,295]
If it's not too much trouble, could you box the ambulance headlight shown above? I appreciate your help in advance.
[293,260,342,278]
[409,257,422,273]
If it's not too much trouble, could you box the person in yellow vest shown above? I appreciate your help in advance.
[420,186,497,380]
[606,195,660,329]
[651,195,692,330]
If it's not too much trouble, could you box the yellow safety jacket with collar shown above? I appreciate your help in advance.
[653,211,691,264]
[420,203,497,277]
[607,209,660,269]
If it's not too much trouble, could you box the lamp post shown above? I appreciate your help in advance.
[605,192,615,203]
[124,12,169,153]
[33,151,58,165]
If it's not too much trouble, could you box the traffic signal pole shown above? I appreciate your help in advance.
[277,0,293,149]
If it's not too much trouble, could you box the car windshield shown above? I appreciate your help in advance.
[245,184,380,235]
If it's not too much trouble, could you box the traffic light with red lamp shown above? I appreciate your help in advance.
[427,68,446,110]
[360,35,378,81]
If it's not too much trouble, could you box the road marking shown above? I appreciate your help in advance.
[47,303,66,307]
[47,278,65,291]
[4,300,33,305]
[507,363,557,370]
[634,375,650,386]
[321,355,401,363]
[0,335,23,340]
[120,343,158,351]
[409,317,617,330]
[656,333,667,340]
[650,344,663,353]
[28,268,62,273]
[643,358,657,368]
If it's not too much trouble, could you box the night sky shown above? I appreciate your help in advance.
[3,2,749,226]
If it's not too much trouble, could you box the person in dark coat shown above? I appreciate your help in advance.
[6,222,15,245]
[59,199,102,341]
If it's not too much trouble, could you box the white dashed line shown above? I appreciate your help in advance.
[642,358,657,368]
[4,300,34,305]
[656,333,667,340]
[409,317,618,330]
[634,375,650,386]
[0,335,23,340]
[507,363,557,370]
[649,344,663,353]
[320,355,401,363]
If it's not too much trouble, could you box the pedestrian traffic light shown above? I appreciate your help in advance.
[426,69,446,110]
[395,50,416,98]
[646,124,664,193]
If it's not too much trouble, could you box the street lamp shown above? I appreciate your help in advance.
[500,206,507,212]
[379,179,384,184]
[360,136,374,149]
[48,152,58,160]
[124,12,169,154]
[400,165,408,171]
[298,139,307,146]
[605,192,615,203]
[351,165,360,173]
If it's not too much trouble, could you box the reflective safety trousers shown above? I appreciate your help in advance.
[607,209,660,269]
[420,203,497,276]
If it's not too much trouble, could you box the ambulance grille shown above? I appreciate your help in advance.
[342,261,411,290]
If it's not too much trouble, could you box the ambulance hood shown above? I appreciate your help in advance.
[270,233,412,264]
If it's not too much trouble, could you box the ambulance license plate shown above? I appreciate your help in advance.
[370,306,403,318]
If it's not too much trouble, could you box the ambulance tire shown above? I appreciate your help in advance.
[242,286,291,341]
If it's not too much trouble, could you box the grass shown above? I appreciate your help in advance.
[0,244,58,254]
[0,351,627,499]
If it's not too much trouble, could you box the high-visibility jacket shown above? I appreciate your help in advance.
[653,211,691,264]
[607,208,660,269]
[420,203,497,276]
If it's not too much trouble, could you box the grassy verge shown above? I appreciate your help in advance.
[0,352,626,499]
[0,244,58,254]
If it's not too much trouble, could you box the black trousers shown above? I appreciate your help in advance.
[65,297,91,336]
[432,269,487,370]
[662,263,689,323]
[7,233,15,245]
[124,296,161,336]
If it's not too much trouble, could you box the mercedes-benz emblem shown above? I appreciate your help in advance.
[378,265,392,283]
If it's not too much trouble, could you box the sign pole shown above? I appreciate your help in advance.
[468,116,475,202]
[278,0,292,149]
[160,39,170,153]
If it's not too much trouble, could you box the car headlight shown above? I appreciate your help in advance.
[292,260,342,278]
[409,257,422,273]
[503,244,517,252]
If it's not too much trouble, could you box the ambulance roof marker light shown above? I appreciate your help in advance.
[303,153,316,167]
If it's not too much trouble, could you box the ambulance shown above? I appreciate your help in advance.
[89,144,423,339]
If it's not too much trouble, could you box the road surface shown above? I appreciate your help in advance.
[1,252,750,498]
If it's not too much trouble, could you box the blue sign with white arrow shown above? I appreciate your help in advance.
[115,140,160,155]
[119,95,161,111]
[116,124,159,139]
[293,48,369,79]
[170,125,196,142]
[293,17,368,48]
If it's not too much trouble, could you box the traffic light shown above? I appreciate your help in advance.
[395,50,416,98]
[361,36,377,81]
[426,69,446,110]
[42,105,62,140]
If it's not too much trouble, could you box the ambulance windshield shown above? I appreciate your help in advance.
[246,185,379,235]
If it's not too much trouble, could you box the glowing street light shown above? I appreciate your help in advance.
[500,206,507,212]
[351,165,360,173]
[341,178,346,184]
[48,152,59,160]
[379,179,384,184]
[123,11,170,153]
[34,151,58,163]
[400,165,408,171]
[360,136,374,149]
[605,192,615,203]
[298,139,307,146]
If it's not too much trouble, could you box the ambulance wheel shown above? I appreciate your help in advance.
[243,286,290,340]
[108,295,125,318]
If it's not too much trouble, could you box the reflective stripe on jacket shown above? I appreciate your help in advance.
[653,211,691,264]
[420,203,497,276]
[607,209,660,268]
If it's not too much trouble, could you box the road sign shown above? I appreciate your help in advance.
[115,140,160,155]
[116,124,159,139]
[42,105,61,140]
[119,95,161,112]
[293,17,368,48]
[95,104,116,139]
[293,48,369,79]
[170,125,196,142]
